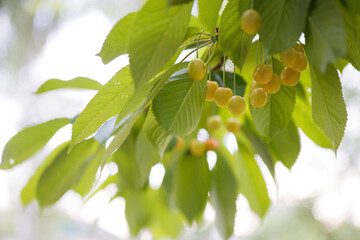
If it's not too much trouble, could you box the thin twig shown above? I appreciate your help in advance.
[179,41,212,63]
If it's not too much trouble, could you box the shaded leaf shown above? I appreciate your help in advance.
[211,71,247,96]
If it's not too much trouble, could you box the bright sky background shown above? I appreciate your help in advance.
[1,1,360,239]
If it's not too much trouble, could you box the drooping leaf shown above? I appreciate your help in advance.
[87,174,121,200]
[254,0,311,55]
[153,68,207,137]
[334,59,349,73]
[234,143,270,217]
[135,130,161,185]
[293,98,333,149]
[305,0,347,72]
[20,142,69,206]
[1,118,71,169]
[129,0,192,88]
[70,66,133,151]
[143,108,172,158]
[339,0,360,15]
[198,0,223,35]
[250,85,296,141]
[36,139,100,207]
[219,0,254,70]
[211,153,238,239]
[211,71,247,96]
[270,119,300,169]
[97,12,136,64]
[172,154,210,223]
[36,77,102,94]
[102,63,187,166]
[310,65,347,151]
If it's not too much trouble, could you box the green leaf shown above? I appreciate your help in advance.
[293,98,333,149]
[129,0,192,88]
[241,40,260,83]
[70,66,133,151]
[143,108,172,158]
[73,147,105,197]
[254,0,311,55]
[153,68,207,137]
[36,77,102,94]
[172,154,210,223]
[305,0,347,72]
[339,0,360,15]
[97,12,136,64]
[234,142,270,217]
[340,4,360,71]
[1,118,71,169]
[334,59,349,73]
[310,65,347,151]
[211,153,238,239]
[198,0,223,35]
[250,85,296,141]
[219,0,254,70]
[36,139,100,207]
[20,142,69,206]
[270,119,300,169]
[87,174,121,200]
[102,63,188,166]
[167,0,193,6]
[211,71,247,96]
[135,130,161,185]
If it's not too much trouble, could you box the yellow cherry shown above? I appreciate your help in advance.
[293,42,304,54]
[250,80,260,91]
[205,137,220,151]
[261,74,281,94]
[188,59,206,80]
[207,115,222,131]
[228,96,246,116]
[189,139,206,156]
[280,48,298,68]
[250,88,267,108]
[253,64,273,84]
[291,52,307,72]
[226,117,241,134]
[206,80,219,101]
[241,9,261,35]
[280,67,300,86]
[214,87,233,108]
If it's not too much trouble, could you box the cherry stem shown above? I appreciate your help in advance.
[206,41,218,66]
[179,39,211,49]
[233,62,236,95]
[223,54,226,87]
[202,43,215,61]
[196,30,206,59]
[180,41,212,63]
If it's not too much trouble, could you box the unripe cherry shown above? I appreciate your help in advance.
[206,81,219,101]
[253,64,273,84]
[228,96,246,116]
[261,74,281,94]
[250,88,267,108]
[280,67,300,86]
[207,115,222,131]
[214,87,233,108]
[188,59,206,80]
[241,9,261,35]
[226,117,241,134]
[189,139,206,156]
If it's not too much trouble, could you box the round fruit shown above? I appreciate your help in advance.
[206,81,219,101]
[291,52,307,72]
[261,74,281,94]
[214,87,233,108]
[188,59,206,81]
[189,139,206,156]
[293,42,304,54]
[174,138,184,151]
[207,115,222,131]
[253,64,273,84]
[250,88,267,108]
[226,117,241,134]
[250,80,260,91]
[280,67,300,86]
[280,48,298,68]
[241,9,261,35]
[205,137,220,151]
[228,96,246,116]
